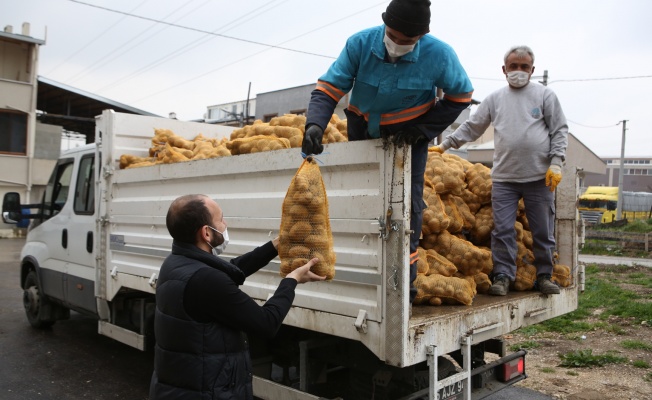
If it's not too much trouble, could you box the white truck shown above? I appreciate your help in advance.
[3,110,581,400]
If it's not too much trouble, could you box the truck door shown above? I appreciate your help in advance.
[31,158,75,303]
[64,154,97,313]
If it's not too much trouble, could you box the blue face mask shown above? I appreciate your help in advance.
[207,226,229,256]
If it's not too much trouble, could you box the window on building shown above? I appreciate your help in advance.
[290,109,307,116]
[263,113,278,123]
[0,41,31,82]
[0,110,27,155]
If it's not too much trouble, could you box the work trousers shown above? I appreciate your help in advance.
[491,179,556,281]
[347,121,429,303]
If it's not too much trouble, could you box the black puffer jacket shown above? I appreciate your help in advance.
[149,241,297,400]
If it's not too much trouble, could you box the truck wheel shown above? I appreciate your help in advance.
[23,270,56,329]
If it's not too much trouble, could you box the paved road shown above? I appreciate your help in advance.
[0,237,557,400]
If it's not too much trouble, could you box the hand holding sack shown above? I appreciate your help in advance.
[279,157,336,280]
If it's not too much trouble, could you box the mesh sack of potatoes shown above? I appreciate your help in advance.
[459,188,482,214]
[552,264,572,287]
[443,153,472,175]
[431,230,491,277]
[424,150,466,195]
[472,272,492,294]
[514,263,537,291]
[464,163,492,205]
[119,154,156,169]
[450,195,475,231]
[416,248,429,275]
[453,272,478,296]
[516,199,530,231]
[226,135,291,155]
[469,205,493,245]
[516,241,535,268]
[413,274,474,306]
[440,194,464,234]
[422,247,457,277]
[278,157,336,280]
[421,180,450,235]
[331,114,348,139]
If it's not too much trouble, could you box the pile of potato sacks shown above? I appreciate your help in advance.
[119,114,571,306]
[119,114,347,169]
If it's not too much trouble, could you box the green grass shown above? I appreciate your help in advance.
[593,219,652,233]
[566,370,579,376]
[539,367,555,373]
[509,341,541,352]
[621,340,652,351]
[515,265,652,338]
[646,372,652,382]
[632,360,650,369]
[559,349,627,367]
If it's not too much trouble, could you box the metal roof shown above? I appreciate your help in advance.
[36,76,160,140]
[0,30,45,45]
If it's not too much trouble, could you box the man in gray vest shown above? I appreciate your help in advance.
[149,194,325,399]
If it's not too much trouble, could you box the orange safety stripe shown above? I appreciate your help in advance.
[410,251,419,264]
[315,81,346,103]
[444,91,474,103]
[380,99,436,125]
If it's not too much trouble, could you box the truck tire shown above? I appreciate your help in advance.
[23,270,56,329]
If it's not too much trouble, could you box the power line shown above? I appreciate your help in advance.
[67,0,336,59]
[550,75,652,84]
[567,119,620,129]
[96,0,290,93]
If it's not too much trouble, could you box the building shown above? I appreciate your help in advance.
[1,22,158,237]
[0,23,51,235]
[583,156,652,192]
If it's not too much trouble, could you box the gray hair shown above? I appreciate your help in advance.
[504,45,535,64]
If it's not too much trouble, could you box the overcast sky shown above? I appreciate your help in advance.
[3,0,651,157]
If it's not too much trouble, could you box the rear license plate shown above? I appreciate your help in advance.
[439,380,464,400]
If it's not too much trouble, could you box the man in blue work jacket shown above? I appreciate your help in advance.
[302,0,473,303]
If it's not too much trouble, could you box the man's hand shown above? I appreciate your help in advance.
[286,258,327,283]
[301,125,324,156]
[431,144,445,154]
[546,164,562,192]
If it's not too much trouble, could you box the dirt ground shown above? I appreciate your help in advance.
[505,264,652,400]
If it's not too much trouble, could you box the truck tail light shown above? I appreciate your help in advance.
[498,356,525,382]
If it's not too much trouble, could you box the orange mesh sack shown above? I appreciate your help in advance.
[432,230,491,277]
[278,157,335,280]
[552,264,572,287]
[514,263,536,291]
[413,274,474,306]
[226,135,291,155]
[423,248,457,277]
[421,180,450,235]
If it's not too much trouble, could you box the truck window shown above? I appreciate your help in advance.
[41,159,74,220]
[74,155,95,214]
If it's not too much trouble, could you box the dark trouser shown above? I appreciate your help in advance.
[346,112,429,303]
[491,180,556,281]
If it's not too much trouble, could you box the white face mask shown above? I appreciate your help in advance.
[207,226,229,256]
[506,70,530,88]
[383,33,415,58]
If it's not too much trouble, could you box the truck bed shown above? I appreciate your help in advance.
[96,110,579,368]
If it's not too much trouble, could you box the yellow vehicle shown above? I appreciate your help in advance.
[579,186,652,224]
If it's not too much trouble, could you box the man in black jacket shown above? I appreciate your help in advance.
[149,194,325,400]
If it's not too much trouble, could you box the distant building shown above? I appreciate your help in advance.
[0,23,54,234]
[205,98,256,127]
[583,157,652,193]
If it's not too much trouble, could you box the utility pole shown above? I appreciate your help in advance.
[537,70,548,86]
[616,120,628,220]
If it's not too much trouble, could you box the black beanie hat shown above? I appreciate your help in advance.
[382,0,431,37]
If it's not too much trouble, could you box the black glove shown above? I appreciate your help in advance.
[301,124,324,156]
[392,126,426,147]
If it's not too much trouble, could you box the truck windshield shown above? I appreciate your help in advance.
[578,199,617,211]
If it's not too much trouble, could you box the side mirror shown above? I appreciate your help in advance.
[2,192,22,224]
